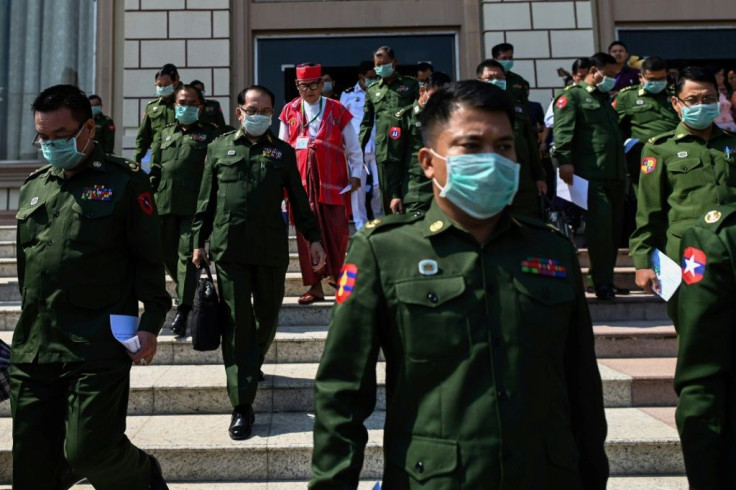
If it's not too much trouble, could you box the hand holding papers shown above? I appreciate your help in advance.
[110,314,141,353]
[339,184,353,195]
[650,249,682,301]
[555,169,589,210]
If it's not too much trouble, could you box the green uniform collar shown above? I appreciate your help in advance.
[673,121,731,142]
[232,126,276,145]
[422,201,517,241]
[47,144,108,181]
[579,81,598,94]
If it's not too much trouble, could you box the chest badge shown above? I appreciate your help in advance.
[192,133,207,142]
[418,259,438,276]
[92,161,102,169]
[152,107,158,112]
[585,98,593,103]
[82,185,114,201]
[636,99,644,105]
[429,220,444,233]
[677,151,688,158]
[521,257,567,278]
[30,197,39,206]
[704,210,722,224]
[262,147,283,159]
[227,150,236,156]
[165,136,172,141]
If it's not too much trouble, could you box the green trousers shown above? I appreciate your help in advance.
[10,359,152,489]
[377,161,403,215]
[215,261,288,407]
[585,179,626,287]
[160,214,198,308]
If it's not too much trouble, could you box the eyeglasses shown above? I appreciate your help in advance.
[296,82,320,92]
[238,106,274,117]
[677,96,719,106]
[32,122,85,149]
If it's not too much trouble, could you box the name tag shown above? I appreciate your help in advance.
[295,136,309,150]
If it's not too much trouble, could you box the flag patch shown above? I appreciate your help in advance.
[336,264,358,304]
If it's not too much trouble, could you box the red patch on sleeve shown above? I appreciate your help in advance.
[640,157,657,174]
[389,127,401,140]
[137,192,154,215]
[682,247,707,285]
[556,96,567,109]
[612,99,618,109]
[335,264,358,304]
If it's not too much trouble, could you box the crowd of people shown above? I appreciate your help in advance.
[7,39,736,489]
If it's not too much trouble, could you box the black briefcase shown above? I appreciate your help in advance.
[539,194,573,242]
[187,265,222,352]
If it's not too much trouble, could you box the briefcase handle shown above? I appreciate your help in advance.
[198,264,215,282]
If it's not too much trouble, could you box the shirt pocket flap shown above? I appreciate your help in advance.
[386,435,458,482]
[16,201,46,220]
[71,201,116,219]
[513,274,575,306]
[395,275,465,308]
[666,157,702,174]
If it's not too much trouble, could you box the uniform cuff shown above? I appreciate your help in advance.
[632,254,651,270]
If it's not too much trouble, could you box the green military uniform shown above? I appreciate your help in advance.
[674,204,736,489]
[93,112,116,154]
[553,81,626,290]
[200,99,227,129]
[505,70,530,105]
[510,100,545,219]
[629,123,736,269]
[311,204,608,489]
[359,75,419,214]
[135,95,177,162]
[151,120,221,310]
[396,101,432,213]
[191,128,320,408]
[614,84,679,190]
[10,144,171,488]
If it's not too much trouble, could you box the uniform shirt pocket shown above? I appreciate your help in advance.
[666,157,706,193]
[385,434,459,484]
[69,201,116,247]
[16,200,47,248]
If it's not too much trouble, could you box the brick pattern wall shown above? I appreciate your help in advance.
[121,0,231,160]
[482,0,595,107]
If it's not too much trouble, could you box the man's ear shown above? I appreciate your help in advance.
[418,147,435,180]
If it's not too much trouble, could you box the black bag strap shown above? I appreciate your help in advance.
[198,264,214,282]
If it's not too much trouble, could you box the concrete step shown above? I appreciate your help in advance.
[593,321,676,358]
[580,267,638,291]
[0,407,684,482]
[0,227,14,242]
[577,248,632,268]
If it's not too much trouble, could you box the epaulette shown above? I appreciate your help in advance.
[146,99,159,106]
[647,130,676,145]
[213,129,238,141]
[107,154,141,173]
[618,85,638,94]
[25,164,52,182]
[395,104,414,118]
[697,205,736,233]
[361,211,424,236]
[343,86,355,94]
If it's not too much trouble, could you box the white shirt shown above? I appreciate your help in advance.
[340,82,376,154]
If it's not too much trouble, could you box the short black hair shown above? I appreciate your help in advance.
[589,52,617,70]
[676,66,718,96]
[158,63,179,81]
[427,71,451,89]
[476,59,504,77]
[608,41,628,52]
[419,80,514,146]
[491,43,514,59]
[190,79,205,89]
[358,61,374,76]
[374,46,395,59]
[641,57,667,74]
[88,94,102,103]
[417,62,433,72]
[237,84,275,106]
[32,84,92,124]
[176,84,205,105]
[571,58,592,73]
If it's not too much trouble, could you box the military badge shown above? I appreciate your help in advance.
[397,85,409,93]
[365,219,381,229]
[556,96,567,109]
[611,99,617,109]
[82,185,114,201]
[137,192,154,215]
[677,151,688,158]
[227,150,236,156]
[682,247,706,285]
[389,127,401,140]
[521,257,567,278]
[262,147,283,159]
[30,197,39,206]
[192,133,207,142]
[335,263,358,304]
[636,99,644,105]
[429,220,444,232]
[515,106,523,113]
[640,157,657,174]
[705,210,722,224]
[418,260,438,276]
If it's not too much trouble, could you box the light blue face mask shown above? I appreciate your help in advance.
[91,106,102,117]
[498,59,514,72]
[375,63,395,79]
[680,102,720,130]
[156,84,174,97]
[431,150,520,219]
[243,114,272,137]
[40,126,90,170]
[596,76,616,93]
[176,105,200,125]
[486,79,507,91]
[643,79,668,94]
[322,82,333,93]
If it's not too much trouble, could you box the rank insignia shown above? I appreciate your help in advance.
[365,219,381,229]
[418,259,438,276]
[137,192,154,215]
[682,247,706,285]
[336,264,358,304]
[705,210,722,224]
[556,96,567,109]
[389,127,401,140]
[397,85,409,93]
[262,147,283,159]
[521,257,567,278]
[429,220,444,233]
[641,157,657,174]
[82,185,114,201]
[192,133,207,142]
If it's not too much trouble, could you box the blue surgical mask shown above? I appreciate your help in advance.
[498,60,514,72]
[431,150,520,219]
[175,105,199,125]
[156,84,174,97]
[486,79,507,91]
[322,82,333,93]
[39,128,90,170]
[596,76,616,93]
[243,114,272,137]
[680,103,720,130]
[375,63,395,79]
[643,80,668,94]
[91,106,102,117]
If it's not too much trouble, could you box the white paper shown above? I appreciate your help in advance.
[110,314,140,353]
[650,249,682,302]
[624,138,640,154]
[555,170,589,210]
[339,184,353,195]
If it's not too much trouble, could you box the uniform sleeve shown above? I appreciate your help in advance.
[103,119,115,154]
[563,244,609,489]
[149,131,163,189]
[214,103,227,129]
[126,172,171,334]
[310,232,383,489]
[525,115,545,181]
[135,110,152,163]
[191,153,218,249]
[283,148,321,243]
[674,224,736,489]
[552,92,578,168]
[359,93,375,152]
[629,143,666,268]
[614,94,632,140]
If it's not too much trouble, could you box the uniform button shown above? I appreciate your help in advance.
[497,391,507,400]
[415,461,424,473]
[46,240,52,246]
[53,211,60,217]
[427,292,438,303]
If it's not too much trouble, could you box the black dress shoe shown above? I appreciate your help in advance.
[595,284,615,301]
[169,307,190,337]
[229,405,255,440]
[258,369,265,382]
[149,455,169,490]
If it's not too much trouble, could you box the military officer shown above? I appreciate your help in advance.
[150,85,221,336]
[491,42,530,106]
[614,56,679,191]
[11,84,171,489]
[359,45,420,215]
[554,52,626,300]
[190,79,228,129]
[311,80,608,489]
[674,204,736,490]
[135,63,181,163]
[88,94,115,154]
[478,59,547,218]
[191,85,325,440]
[630,66,736,298]
[396,71,451,214]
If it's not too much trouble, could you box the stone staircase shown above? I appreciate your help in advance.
[0,225,689,489]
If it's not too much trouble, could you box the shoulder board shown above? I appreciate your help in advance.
[619,85,638,94]
[361,212,424,236]
[697,205,736,233]
[514,214,571,240]
[212,129,238,141]
[202,121,220,130]
[163,122,177,129]
[395,104,414,118]
[343,86,355,93]
[146,99,159,106]
[647,130,676,145]
[107,154,140,173]
[25,164,52,182]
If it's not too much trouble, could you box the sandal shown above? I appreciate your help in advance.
[298,291,325,305]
